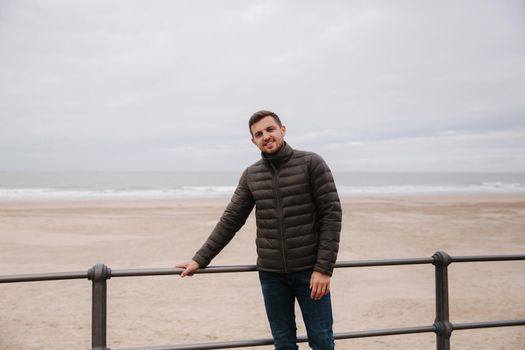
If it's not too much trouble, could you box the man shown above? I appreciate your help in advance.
[177,110,341,350]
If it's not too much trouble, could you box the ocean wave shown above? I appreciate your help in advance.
[0,182,524,201]
[0,186,237,200]
[337,182,525,195]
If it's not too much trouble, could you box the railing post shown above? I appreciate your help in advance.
[432,251,453,350]
[88,263,111,350]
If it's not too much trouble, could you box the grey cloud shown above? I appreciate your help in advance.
[0,0,524,171]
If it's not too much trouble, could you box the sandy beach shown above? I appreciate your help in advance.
[0,194,524,350]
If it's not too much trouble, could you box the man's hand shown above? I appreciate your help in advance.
[310,271,331,300]
[175,260,200,278]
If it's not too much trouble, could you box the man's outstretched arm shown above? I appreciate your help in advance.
[175,170,254,277]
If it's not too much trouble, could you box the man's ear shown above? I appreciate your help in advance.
[251,137,256,146]
[281,125,286,137]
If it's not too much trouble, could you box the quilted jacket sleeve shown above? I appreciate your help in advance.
[310,154,342,276]
[192,169,255,267]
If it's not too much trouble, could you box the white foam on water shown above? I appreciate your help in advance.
[0,186,238,201]
[337,182,525,196]
[1,182,524,201]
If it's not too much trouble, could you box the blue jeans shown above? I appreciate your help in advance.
[259,269,334,350]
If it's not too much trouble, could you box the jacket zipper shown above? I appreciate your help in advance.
[271,163,288,273]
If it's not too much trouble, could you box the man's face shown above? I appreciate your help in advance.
[251,116,287,154]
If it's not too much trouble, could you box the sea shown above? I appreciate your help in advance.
[0,171,524,201]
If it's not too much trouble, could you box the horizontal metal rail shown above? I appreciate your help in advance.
[0,271,87,283]
[112,265,258,278]
[450,254,525,263]
[115,320,525,350]
[1,253,524,350]
[117,325,438,350]
[453,319,525,330]
[333,257,435,267]
[3,254,524,284]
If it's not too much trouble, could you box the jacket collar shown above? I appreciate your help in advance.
[261,141,294,168]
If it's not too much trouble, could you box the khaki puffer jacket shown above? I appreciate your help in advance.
[192,142,342,276]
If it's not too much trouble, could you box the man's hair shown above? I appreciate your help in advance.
[249,110,282,135]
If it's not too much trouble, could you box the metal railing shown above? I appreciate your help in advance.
[1,251,524,350]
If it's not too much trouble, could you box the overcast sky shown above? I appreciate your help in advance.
[1,0,524,172]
